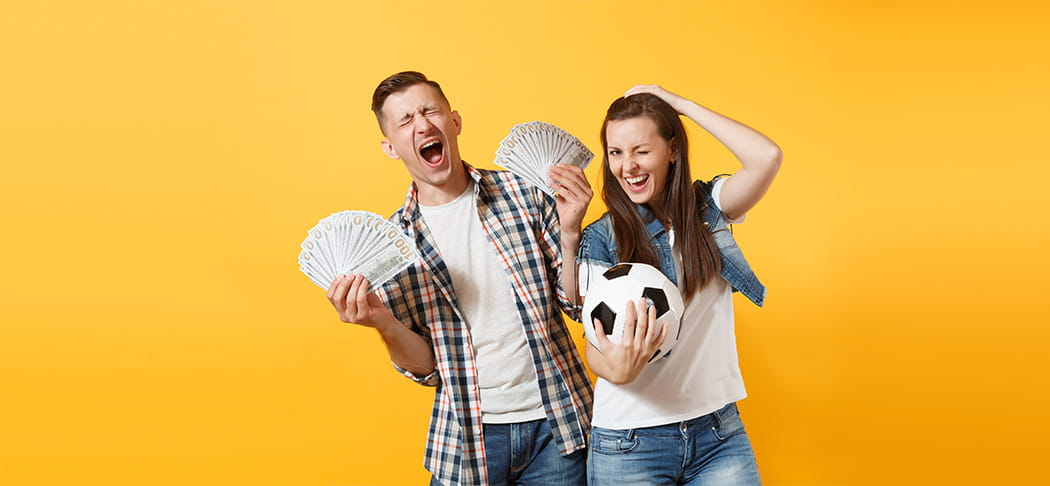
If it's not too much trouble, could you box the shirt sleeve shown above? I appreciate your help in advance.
[376,275,440,387]
[393,362,440,386]
[536,188,582,319]
[711,176,746,224]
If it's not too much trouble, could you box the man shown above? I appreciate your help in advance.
[326,71,593,485]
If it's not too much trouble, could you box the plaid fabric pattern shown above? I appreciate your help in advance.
[376,164,593,486]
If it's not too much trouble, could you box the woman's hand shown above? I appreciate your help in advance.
[624,83,782,220]
[590,299,668,384]
[624,84,690,113]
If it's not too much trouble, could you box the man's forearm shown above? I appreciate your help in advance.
[373,314,436,377]
[560,232,582,308]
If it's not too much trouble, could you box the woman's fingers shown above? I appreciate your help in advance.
[593,318,612,349]
[622,300,638,346]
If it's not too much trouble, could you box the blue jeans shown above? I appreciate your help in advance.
[430,418,586,486]
[587,403,761,486]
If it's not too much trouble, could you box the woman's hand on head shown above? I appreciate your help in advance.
[623,84,690,113]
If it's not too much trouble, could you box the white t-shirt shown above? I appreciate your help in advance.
[581,177,747,429]
[419,181,545,424]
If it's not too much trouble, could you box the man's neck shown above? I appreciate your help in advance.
[416,170,471,207]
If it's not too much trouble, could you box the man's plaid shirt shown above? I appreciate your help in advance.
[376,164,593,486]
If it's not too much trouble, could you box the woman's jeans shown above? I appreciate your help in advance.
[587,403,761,486]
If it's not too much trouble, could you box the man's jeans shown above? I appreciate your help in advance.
[587,403,761,486]
[430,418,586,486]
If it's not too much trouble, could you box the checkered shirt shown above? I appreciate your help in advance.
[375,164,593,486]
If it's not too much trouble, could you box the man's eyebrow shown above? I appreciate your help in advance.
[396,105,439,123]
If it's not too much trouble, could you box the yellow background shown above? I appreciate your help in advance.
[3,1,1048,485]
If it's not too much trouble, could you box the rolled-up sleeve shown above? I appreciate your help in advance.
[376,274,439,387]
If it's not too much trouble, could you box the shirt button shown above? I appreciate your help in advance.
[475,426,482,436]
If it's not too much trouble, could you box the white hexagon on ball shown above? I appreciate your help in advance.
[581,262,685,362]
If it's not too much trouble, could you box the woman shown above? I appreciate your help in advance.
[574,85,781,485]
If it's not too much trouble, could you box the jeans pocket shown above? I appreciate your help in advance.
[590,429,639,455]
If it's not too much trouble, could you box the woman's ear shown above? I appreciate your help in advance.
[669,137,679,163]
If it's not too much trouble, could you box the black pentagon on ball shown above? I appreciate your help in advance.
[602,263,633,280]
[590,302,617,335]
[641,287,670,317]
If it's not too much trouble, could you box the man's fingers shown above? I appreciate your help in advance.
[326,275,338,301]
[328,274,350,301]
[345,275,366,316]
[549,166,590,194]
[560,177,590,201]
[329,275,351,313]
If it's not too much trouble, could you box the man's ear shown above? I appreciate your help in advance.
[381,139,400,160]
[452,110,462,135]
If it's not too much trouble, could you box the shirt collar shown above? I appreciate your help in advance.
[398,161,480,226]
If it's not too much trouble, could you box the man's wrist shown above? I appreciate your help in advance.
[370,313,401,336]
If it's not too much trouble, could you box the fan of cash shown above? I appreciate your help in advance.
[493,121,594,197]
[298,210,419,291]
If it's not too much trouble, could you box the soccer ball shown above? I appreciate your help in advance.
[581,262,685,362]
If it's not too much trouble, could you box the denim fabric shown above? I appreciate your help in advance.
[430,418,586,486]
[586,403,761,486]
[577,179,765,307]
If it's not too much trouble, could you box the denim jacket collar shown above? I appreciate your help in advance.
[638,205,669,243]
[577,180,767,307]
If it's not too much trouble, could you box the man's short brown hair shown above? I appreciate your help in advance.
[371,71,450,128]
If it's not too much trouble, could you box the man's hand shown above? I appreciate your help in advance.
[591,299,668,385]
[326,274,395,329]
[548,163,593,238]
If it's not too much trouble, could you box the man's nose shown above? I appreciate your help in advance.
[413,114,435,133]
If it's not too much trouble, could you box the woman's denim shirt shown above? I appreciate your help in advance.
[578,179,766,307]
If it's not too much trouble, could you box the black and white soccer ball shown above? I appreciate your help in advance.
[581,262,685,362]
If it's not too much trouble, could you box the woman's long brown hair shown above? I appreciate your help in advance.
[599,93,721,297]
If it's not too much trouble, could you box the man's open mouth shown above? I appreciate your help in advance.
[420,140,444,166]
